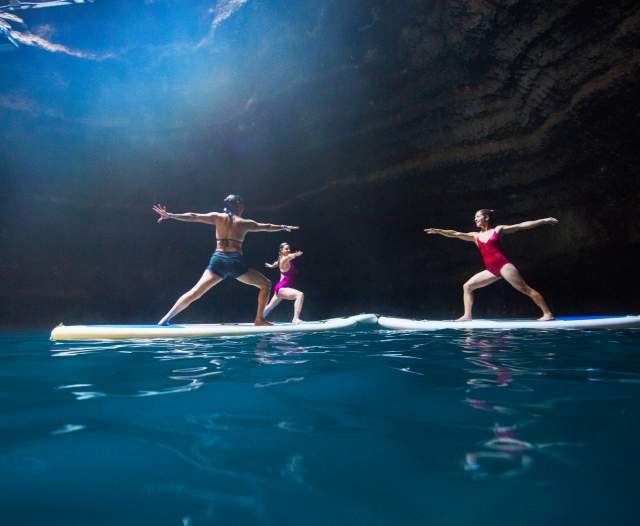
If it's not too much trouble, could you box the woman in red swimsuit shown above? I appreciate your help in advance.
[425,209,558,321]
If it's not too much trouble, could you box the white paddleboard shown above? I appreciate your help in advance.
[50,313,378,341]
[378,315,640,331]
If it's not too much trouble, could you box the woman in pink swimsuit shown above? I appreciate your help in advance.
[425,209,558,321]
[263,243,305,323]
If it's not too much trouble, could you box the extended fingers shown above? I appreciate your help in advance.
[153,204,167,222]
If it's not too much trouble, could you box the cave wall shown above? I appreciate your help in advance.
[2,0,639,327]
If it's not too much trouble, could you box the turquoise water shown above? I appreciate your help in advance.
[1,328,639,525]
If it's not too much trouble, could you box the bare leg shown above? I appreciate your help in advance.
[236,269,272,325]
[158,270,223,325]
[263,293,282,318]
[500,264,554,320]
[278,287,305,323]
[458,270,501,321]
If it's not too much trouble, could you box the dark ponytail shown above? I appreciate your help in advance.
[223,194,244,222]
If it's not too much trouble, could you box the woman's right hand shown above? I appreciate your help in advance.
[424,228,439,234]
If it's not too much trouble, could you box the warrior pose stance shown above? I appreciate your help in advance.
[425,209,558,321]
[263,242,304,323]
[153,195,298,326]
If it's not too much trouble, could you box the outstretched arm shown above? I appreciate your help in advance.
[424,228,476,242]
[500,217,558,235]
[264,259,279,269]
[245,220,300,233]
[153,204,220,225]
[281,251,303,264]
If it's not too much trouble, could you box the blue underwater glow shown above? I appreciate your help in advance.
[1,327,640,524]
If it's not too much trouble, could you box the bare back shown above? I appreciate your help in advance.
[279,257,293,273]
[214,215,254,253]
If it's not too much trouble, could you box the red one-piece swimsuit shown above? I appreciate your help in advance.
[476,230,510,276]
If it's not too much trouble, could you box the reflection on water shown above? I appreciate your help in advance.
[459,332,585,479]
[461,332,537,479]
[44,332,380,523]
[50,334,318,398]
[0,328,638,524]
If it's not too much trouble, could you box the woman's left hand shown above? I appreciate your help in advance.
[153,204,169,223]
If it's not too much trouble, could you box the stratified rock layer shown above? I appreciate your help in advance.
[2,0,639,325]
[247,0,640,318]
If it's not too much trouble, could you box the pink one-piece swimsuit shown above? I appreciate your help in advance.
[274,260,296,296]
[476,230,510,276]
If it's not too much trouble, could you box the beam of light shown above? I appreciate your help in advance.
[195,0,248,50]
[0,10,111,59]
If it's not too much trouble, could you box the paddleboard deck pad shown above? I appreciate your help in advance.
[50,313,378,341]
[378,315,640,330]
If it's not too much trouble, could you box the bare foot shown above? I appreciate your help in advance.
[254,319,273,326]
[455,316,472,322]
[158,318,171,326]
[292,318,303,324]
[537,314,555,321]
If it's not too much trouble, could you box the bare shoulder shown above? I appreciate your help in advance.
[236,217,258,227]
[205,211,225,224]
[498,223,524,235]
[232,217,261,233]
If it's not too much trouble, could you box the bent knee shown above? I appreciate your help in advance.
[515,284,534,295]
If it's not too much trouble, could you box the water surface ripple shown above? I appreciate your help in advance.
[0,328,639,525]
